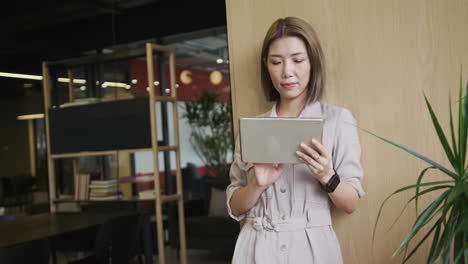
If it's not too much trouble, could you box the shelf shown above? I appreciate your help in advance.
[50,144,178,159]
[158,145,179,152]
[54,194,182,204]
[43,42,187,264]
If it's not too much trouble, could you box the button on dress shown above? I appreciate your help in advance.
[226,102,365,264]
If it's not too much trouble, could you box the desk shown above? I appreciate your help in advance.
[0,211,152,264]
[0,212,126,248]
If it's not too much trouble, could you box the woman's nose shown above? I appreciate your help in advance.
[282,61,293,78]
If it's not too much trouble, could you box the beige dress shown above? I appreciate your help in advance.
[226,102,365,264]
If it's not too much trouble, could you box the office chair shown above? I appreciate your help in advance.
[69,213,143,264]
[0,238,50,264]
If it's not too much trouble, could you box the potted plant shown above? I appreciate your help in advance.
[369,74,467,263]
[182,91,233,179]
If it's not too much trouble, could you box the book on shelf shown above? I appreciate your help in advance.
[138,189,156,199]
[89,179,118,186]
[74,173,90,200]
[89,194,122,201]
[88,178,120,200]
[89,188,119,196]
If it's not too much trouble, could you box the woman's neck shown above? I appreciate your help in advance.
[276,97,307,117]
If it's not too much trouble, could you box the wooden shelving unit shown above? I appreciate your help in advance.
[42,43,187,264]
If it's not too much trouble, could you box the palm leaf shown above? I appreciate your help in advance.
[453,207,467,264]
[387,184,452,233]
[430,205,458,262]
[362,129,458,179]
[446,182,468,206]
[449,96,458,162]
[459,75,467,175]
[371,180,453,253]
[393,190,450,256]
[453,241,467,264]
[416,166,437,215]
[424,94,459,173]
[402,216,444,263]
[428,223,442,263]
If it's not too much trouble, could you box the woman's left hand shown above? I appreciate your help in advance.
[296,138,335,185]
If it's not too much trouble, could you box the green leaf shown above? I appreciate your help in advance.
[442,239,451,264]
[362,128,458,179]
[402,216,443,263]
[449,96,458,164]
[459,74,467,176]
[453,241,467,264]
[416,166,437,215]
[431,204,458,262]
[454,215,467,264]
[388,184,453,233]
[394,180,455,195]
[424,94,459,173]
[393,190,450,256]
[463,81,468,172]
[428,223,442,263]
[446,182,468,206]
[372,179,455,249]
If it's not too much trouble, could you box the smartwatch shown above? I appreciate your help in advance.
[324,173,340,193]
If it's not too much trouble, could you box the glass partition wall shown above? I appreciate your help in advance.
[41,26,233,203]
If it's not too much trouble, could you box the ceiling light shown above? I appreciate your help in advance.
[80,86,86,91]
[102,81,127,88]
[57,78,86,84]
[16,114,45,120]
[216,59,223,64]
[0,71,130,89]
[0,72,42,80]
[165,88,170,94]
[210,71,223,85]
[102,83,108,88]
[154,81,159,86]
[125,85,131,90]
[131,79,138,84]
[180,70,192,84]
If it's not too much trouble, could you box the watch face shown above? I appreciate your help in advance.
[326,174,340,193]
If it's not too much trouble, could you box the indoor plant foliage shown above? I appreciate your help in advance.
[369,75,467,264]
[182,91,233,178]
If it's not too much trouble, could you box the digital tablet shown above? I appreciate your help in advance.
[239,117,324,164]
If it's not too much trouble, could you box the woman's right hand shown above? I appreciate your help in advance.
[252,163,284,189]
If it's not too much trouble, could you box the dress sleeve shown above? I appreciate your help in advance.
[226,136,254,221]
[332,109,365,197]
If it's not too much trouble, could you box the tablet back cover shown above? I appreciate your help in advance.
[239,117,323,163]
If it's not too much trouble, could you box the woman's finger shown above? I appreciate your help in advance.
[296,151,324,170]
[299,143,320,161]
[311,138,328,159]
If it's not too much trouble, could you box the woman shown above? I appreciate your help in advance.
[226,17,365,263]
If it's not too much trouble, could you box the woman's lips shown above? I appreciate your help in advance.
[281,82,297,89]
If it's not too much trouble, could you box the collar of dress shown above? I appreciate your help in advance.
[269,101,323,118]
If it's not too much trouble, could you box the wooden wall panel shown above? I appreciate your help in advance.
[226,0,468,263]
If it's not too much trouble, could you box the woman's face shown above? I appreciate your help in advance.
[266,36,311,104]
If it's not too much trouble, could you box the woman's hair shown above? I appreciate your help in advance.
[261,17,326,103]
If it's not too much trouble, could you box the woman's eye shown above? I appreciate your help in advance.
[295,60,304,63]
[270,61,281,65]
